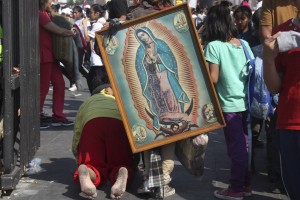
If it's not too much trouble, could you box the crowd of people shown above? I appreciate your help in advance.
[38,0,300,199]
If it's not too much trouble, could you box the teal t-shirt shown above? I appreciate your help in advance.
[204,40,254,112]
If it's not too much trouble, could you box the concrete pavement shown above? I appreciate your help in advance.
[3,82,288,200]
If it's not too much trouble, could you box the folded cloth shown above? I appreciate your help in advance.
[277,31,300,52]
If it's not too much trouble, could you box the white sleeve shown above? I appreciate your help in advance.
[98,17,106,24]
[88,22,103,38]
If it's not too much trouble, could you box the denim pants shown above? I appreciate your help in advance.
[278,130,300,200]
[223,111,251,192]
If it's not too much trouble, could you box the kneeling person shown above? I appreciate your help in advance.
[72,77,135,199]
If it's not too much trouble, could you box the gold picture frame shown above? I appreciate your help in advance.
[96,3,225,153]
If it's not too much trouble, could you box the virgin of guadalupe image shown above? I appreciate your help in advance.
[134,26,191,132]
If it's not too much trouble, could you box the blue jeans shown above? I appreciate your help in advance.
[278,130,300,200]
[223,111,251,192]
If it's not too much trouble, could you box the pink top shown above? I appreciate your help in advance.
[39,10,54,63]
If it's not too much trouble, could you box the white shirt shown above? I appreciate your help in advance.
[75,18,90,37]
[256,1,262,10]
[88,17,106,66]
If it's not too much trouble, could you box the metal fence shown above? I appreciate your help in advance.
[1,0,40,191]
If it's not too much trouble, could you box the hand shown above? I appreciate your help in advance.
[263,32,281,59]
[71,28,77,36]
[103,22,110,28]
[146,48,156,61]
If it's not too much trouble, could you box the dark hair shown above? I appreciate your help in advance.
[220,0,232,7]
[87,67,110,95]
[51,4,59,13]
[85,8,91,16]
[233,6,252,20]
[73,5,83,13]
[171,123,179,130]
[135,29,150,45]
[204,4,238,42]
[252,7,262,31]
[91,4,104,16]
[39,0,48,9]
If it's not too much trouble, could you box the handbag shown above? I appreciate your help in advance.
[51,14,74,72]
[52,35,74,72]
[175,134,208,177]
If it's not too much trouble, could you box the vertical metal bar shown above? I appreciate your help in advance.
[19,0,40,166]
[2,0,15,174]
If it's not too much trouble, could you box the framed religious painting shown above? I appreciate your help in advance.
[95,3,225,153]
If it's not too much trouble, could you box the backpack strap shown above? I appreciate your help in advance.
[239,39,255,69]
[239,39,254,105]
[239,39,253,171]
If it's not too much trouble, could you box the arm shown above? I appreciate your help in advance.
[259,0,272,41]
[83,18,91,42]
[263,32,282,94]
[208,62,219,84]
[259,0,281,93]
[118,15,127,22]
[43,22,76,37]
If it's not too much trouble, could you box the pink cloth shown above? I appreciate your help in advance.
[40,62,66,121]
[240,1,251,9]
[39,10,67,121]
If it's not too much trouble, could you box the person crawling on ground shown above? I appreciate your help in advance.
[72,73,135,199]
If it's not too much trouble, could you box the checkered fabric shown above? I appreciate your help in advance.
[148,148,164,188]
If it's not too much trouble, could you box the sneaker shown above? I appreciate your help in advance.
[214,188,244,200]
[159,184,175,198]
[40,113,52,123]
[243,186,252,197]
[51,119,74,127]
[71,92,82,98]
[40,121,50,129]
[68,84,77,92]
[137,180,151,194]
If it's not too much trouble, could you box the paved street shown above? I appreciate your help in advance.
[3,81,288,200]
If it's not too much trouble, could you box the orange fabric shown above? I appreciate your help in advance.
[260,0,298,27]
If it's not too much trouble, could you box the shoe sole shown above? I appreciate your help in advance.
[51,123,74,127]
[137,189,151,194]
[161,188,175,198]
[71,93,82,98]
[161,190,175,198]
[68,87,77,92]
[40,126,50,129]
[214,191,243,200]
